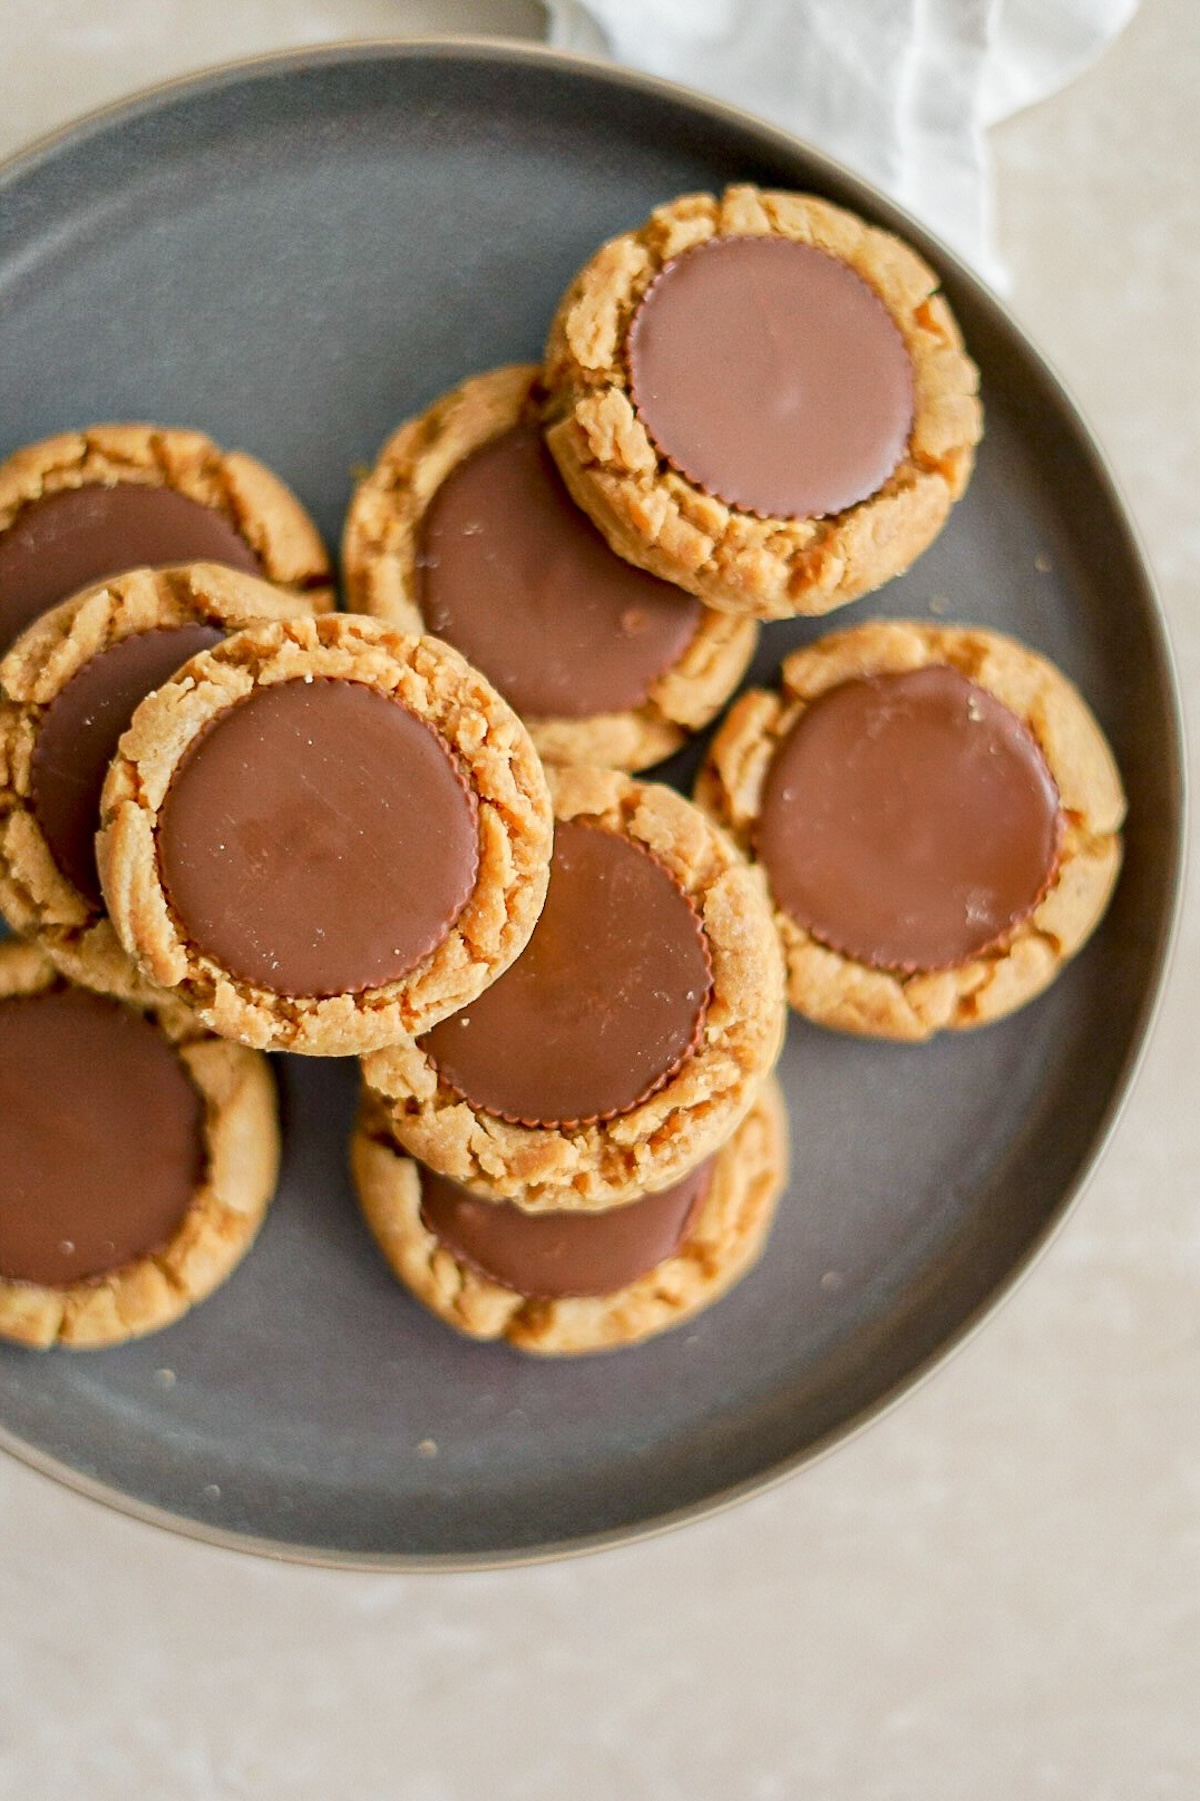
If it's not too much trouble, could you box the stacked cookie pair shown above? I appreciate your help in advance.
[0,429,333,1348]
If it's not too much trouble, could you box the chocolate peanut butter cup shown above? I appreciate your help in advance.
[341,365,757,772]
[0,986,206,1288]
[351,1076,788,1355]
[627,236,914,521]
[0,562,328,988]
[695,620,1126,1041]
[419,424,702,716]
[158,677,479,998]
[0,939,279,1350]
[421,818,711,1128]
[97,613,554,1056]
[417,1159,712,1300]
[0,422,333,654]
[361,765,787,1211]
[32,623,224,907]
[0,485,258,653]
[756,665,1063,972]
[542,185,982,620]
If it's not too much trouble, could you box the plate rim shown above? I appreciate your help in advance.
[0,33,1186,1573]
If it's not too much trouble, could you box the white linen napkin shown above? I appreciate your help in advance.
[545,0,1138,284]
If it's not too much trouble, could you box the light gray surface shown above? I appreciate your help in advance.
[0,0,1198,1791]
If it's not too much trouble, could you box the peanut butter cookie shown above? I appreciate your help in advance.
[361,764,786,1209]
[696,620,1125,1039]
[0,421,333,654]
[0,562,328,986]
[351,1075,787,1355]
[0,937,279,1350]
[97,613,554,1056]
[542,185,981,620]
[342,364,757,771]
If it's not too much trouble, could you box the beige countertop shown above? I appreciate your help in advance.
[1,2,1197,1795]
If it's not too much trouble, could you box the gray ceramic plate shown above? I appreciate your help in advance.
[0,41,1182,1569]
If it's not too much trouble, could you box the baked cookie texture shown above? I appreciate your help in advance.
[351,1075,787,1355]
[341,363,758,771]
[695,619,1126,1040]
[0,422,333,617]
[361,764,786,1209]
[542,184,982,621]
[0,937,279,1351]
[0,562,328,983]
[97,613,555,1056]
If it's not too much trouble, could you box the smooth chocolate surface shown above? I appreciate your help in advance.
[0,482,260,655]
[422,819,710,1126]
[757,665,1062,971]
[31,624,224,906]
[418,423,701,717]
[0,987,205,1286]
[419,1158,712,1299]
[158,678,479,997]
[627,235,915,520]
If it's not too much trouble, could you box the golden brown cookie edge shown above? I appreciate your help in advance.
[96,613,555,1056]
[695,618,1126,1040]
[351,1074,788,1354]
[541,185,982,621]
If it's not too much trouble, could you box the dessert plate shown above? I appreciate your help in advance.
[0,41,1181,1568]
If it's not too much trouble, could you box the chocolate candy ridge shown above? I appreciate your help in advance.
[627,235,915,521]
[419,1159,712,1299]
[418,423,702,718]
[31,624,224,907]
[0,483,260,656]
[421,818,712,1128]
[757,664,1063,971]
[157,677,480,998]
[0,987,206,1286]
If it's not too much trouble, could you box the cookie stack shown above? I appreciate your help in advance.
[0,430,332,1347]
[0,183,1125,1357]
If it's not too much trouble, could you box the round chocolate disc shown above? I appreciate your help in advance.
[0,987,206,1286]
[422,819,711,1127]
[419,1159,712,1299]
[31,624,224,906]
[0,482,260,656]
[418,423,701,718]
[158,678,479,997]
[627,235,915,520]
[757,665,1063,971]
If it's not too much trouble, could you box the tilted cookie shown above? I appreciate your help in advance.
[0,420,333,655]
[542,185,981,620]
[0,562,328,987]
[695,620,1125,1040]
[97,613,554,1056]
[361,764,786,1209]
[0,937,279,1350]
[352,1075,787,1355]
[342,363,757,772]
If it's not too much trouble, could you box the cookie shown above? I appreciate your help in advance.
[0,562,329,985]
[0,937,279,1350]
[695,620,1125,1039]
[361,763,786,1209]
[542,185,981,620]
[342,364,758,771]
[351,1075,787,1354]
[0,421,334,654]
[97,612,554,1056]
